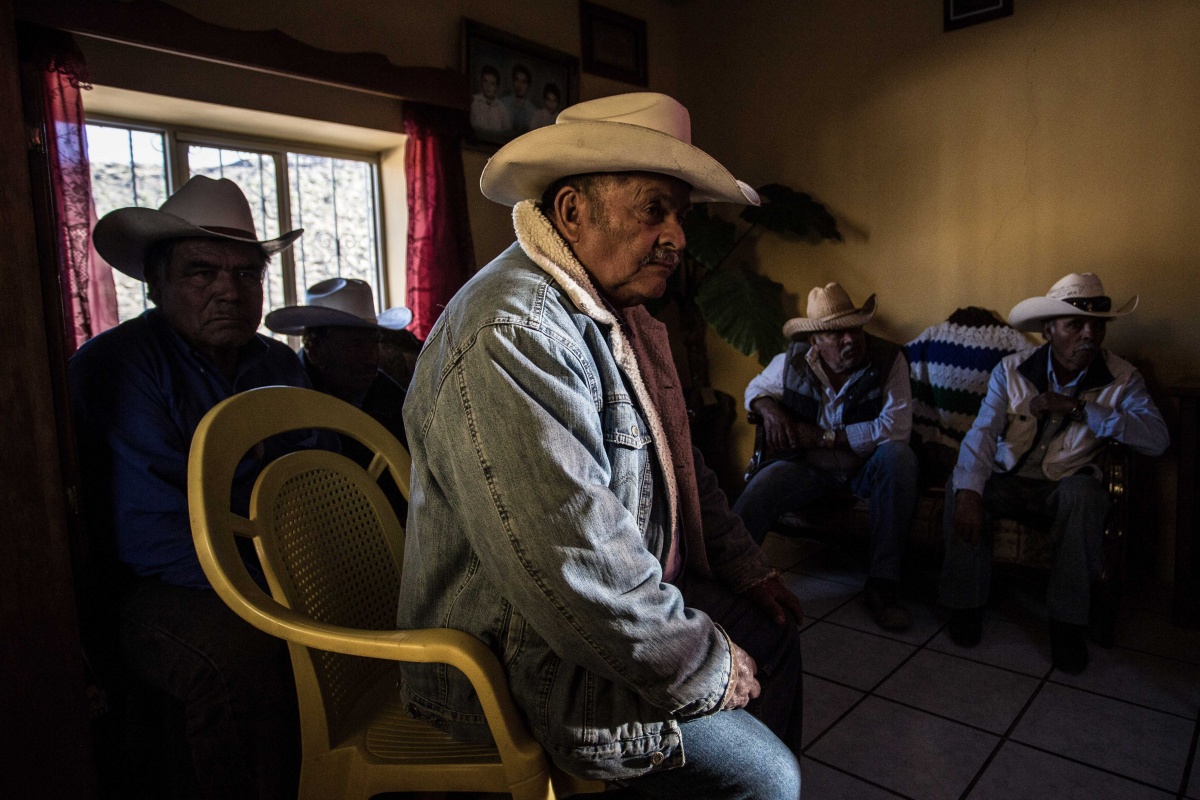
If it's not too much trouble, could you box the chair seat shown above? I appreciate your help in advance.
[364,692,501,765]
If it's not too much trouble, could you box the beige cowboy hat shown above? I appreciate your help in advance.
[1007,272,1138,332]
[264,278,412,335]
[782,282,877,338]
[93,175,303,281]
[480,92,761,207]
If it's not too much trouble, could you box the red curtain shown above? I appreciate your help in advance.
[403,103,476,340]
[27,27,119,354]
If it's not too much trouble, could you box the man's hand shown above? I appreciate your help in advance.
[720,641,761,711]
[1029,391,1079,418]
[953,489,985,546]
[754,397,822,452]
[743,574,805,627]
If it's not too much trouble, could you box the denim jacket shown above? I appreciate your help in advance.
[398,202,768,780]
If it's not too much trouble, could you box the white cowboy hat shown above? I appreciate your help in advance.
[93,175,303,281]
[782,282,877,337]
[480,92,761,207]
[1007,272,1138,332]
[263,278,412,335]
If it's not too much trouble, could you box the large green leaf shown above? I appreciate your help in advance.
[741,184,843,243]
[694,268,789,365]
[682,204,738,270]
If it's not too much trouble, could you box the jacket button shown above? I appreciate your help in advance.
[631,425,639,436]
[649,751,665,765]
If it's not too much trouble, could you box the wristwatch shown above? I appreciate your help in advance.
[821,429,836,449]
[1069,399,1087,423]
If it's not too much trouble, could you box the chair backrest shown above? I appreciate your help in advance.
[187,386,413,751]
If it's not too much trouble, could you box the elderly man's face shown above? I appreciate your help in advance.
[149,238,265,360]
[568,173,690,308]
[810,327,867,376]
[306,326,381,400]
[1045,316,1106,376]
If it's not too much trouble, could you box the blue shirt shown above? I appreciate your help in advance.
[69,309,318,589]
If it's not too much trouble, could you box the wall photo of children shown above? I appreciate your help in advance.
[463,20,579,149]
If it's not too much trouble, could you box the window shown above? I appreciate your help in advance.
[85,120,385,331]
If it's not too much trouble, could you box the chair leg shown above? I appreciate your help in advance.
[508,769,557,800]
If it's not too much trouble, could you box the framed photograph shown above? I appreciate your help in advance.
[944,0,1013,32]
[462,19,580,151]
[580,2,648,87]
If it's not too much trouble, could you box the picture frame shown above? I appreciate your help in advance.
[580,2,648,87]
[461,19,580,151]
[944,0,1013,32]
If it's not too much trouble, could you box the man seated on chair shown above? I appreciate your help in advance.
[398,93,804,799]
[940,272,1168,673]
[732,283,919,632]
[70,175,315,800]
[265,277,410,512]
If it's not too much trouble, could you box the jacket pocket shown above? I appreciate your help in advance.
[602,400,654,531]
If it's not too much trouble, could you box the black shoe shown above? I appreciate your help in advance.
[865,578,912,631]
[1050,619,1089,674]
[947,607,983,647]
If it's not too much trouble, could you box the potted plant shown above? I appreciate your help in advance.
[649,183,842,489]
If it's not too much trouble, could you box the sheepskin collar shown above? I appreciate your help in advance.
[512,200,679,544]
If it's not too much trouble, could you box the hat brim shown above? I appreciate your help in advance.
[93,207,302,281]
[1007,295,1138,332]
[783,294,877,338]
[480,120,760,207]
[264,306,379,335]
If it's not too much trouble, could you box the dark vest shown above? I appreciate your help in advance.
[780,333,901,426]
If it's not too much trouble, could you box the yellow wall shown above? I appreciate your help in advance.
[675,0,1198,578]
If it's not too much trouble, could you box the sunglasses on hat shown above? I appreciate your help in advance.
[1063,296,1112,313]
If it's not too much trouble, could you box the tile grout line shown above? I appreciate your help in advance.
[956,661,1055,800]
[1176,711,1200,799]
[800,752,914,799]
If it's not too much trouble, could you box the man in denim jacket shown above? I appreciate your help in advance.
[399,93,805,798]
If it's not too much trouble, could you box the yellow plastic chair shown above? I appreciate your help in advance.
[187,386,603,800]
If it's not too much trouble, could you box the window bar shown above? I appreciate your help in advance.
[126,128,139,207]
[292,153,308,288]
[273,151,298,309]
[330,157,342,276]
[365,161,381,309]
[255,152,276,312]
[370,160,388,308]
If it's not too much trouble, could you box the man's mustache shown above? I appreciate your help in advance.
[641,248,680,269]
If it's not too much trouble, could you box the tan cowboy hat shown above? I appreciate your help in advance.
[480,92,761,207]
[93,175,303,280]
[782,282,877,337]
[1007,272,1138,332]
[264,278,412,335]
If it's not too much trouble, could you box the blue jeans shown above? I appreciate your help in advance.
[733,441,919,580]
[938,473,1110,624]
[611,710,801,800]
[118,578,300,800]
[680,573,804,753]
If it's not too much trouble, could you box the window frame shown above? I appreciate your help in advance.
[85,114,389,316]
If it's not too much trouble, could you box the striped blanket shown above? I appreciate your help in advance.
[904,307,1032,450]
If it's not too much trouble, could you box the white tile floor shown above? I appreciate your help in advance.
[763,532,1200,800]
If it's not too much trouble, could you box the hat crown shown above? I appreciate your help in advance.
[555,92,692,144]
[1047,272,1106,300]
[807,282,857,320]
[159,175,259,240]
[305,278,378,324]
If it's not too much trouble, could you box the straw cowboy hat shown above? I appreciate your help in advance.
[264,278,412,335]
[480,92,761,207]
[1007,272,1138,332]
[93,175,303,280]
[783,282,877,338]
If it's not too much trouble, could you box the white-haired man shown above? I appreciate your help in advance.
[940,273,1168,673]
[399,93,804,798]
[71,175,312,799]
